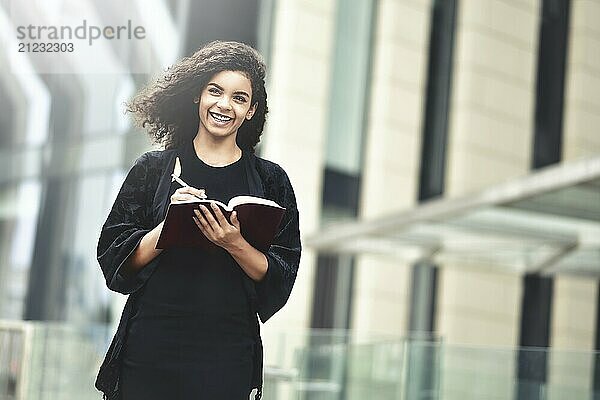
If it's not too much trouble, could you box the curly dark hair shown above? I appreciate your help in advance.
[126,40,268,153]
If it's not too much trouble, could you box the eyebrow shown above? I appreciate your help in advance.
[207,82,250,98]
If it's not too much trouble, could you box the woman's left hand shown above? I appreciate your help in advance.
[193,203,244,251]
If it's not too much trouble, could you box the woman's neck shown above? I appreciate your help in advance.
[192,134,242,166]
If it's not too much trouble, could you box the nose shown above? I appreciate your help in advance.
[216,96,232,110]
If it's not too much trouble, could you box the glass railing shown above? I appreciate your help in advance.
[0,320,113,400]
[0,320,598,400]
[260,330,600,400]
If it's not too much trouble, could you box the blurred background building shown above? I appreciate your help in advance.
[0,0,599,399]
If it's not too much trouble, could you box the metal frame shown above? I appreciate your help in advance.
[0,319,33,400]
[304,156,600,276]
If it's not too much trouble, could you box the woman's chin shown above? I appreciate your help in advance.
[205,128,237,139]
[197,120,241,140]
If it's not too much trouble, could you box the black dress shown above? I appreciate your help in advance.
[120,141,255,400]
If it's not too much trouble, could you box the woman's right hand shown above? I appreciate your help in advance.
[170,186,207,203]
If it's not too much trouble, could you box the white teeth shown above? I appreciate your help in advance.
[210,112,232,122]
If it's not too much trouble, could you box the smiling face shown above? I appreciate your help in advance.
[196,70,257,142]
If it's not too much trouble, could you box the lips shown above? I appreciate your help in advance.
[209,111,233,124]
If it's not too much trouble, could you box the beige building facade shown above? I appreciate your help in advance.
[260,0,600,398]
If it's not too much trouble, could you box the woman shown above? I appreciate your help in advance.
[95,41,301,400]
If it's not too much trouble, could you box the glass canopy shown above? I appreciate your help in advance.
[304,156,600,277]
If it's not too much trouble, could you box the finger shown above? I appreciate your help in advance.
[170,193,184,203]
[179,186,207,199]
[193,215,214,242]
[179,193,198,200]
[171,193,198,203]
[174,186,207,200]
[230,211,240,228]
[193,215,202,229]
[209,203,229,226]
[199,205,219,231]
[193,210,211,234]
[191,187,207,199]
[174,187,191,195]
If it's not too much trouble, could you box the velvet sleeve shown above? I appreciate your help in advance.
[97,153,155,295]
[255,168,302,323]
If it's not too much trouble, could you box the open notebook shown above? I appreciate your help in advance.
[156,195,286,252]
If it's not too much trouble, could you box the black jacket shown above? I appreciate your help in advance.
[95,147,301,400]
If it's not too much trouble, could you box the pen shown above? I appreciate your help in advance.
[171,174,207,200]
[171,173,190,187]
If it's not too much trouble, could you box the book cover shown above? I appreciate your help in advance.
[156,195,286,252]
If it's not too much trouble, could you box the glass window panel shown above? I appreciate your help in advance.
[325,0,375,175]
